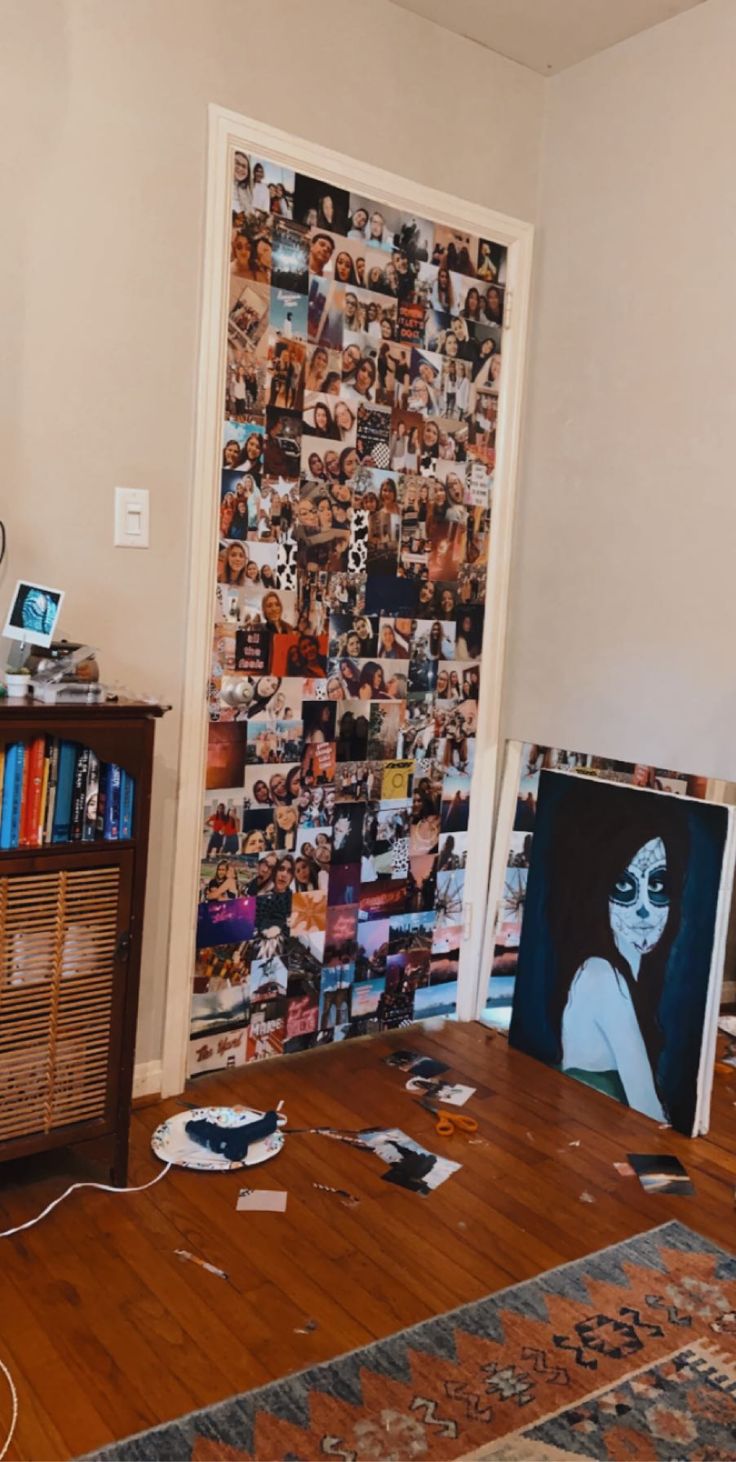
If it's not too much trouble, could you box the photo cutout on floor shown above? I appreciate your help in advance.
[193,142,507,1071]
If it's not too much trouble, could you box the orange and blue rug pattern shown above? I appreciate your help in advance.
[91,1222,736,1460]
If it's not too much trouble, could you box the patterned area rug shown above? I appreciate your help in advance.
[90,1222,736,1460]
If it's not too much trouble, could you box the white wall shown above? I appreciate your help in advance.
[0,0,545,1069]
[505,0,736,779]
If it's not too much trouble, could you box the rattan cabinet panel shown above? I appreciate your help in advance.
[0,699,163,1183]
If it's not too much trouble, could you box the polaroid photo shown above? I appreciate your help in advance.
[3,580,64,648]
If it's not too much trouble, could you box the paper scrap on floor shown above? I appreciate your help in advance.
[360,1126,461,1195]
[627,1154,694,1195]
[405,1076,476,1106]
[384,1050,449,1077]
[718,1016,736,1037]
[237,1189,288,1212]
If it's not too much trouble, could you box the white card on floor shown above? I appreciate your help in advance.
[237,1188,287,1212]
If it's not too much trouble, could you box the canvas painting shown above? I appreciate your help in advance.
[484,740,725,1033]
[509,770,732,1135]
[192,144,509,1070]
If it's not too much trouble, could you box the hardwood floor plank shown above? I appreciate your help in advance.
[0,1020,733,1459]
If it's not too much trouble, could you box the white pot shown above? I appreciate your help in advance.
[4,674,32,696]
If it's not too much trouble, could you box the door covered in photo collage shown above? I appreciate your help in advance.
[192,146,508,1075]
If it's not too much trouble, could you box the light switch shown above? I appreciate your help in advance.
[114,486,150,548]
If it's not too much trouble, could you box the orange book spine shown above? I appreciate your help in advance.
[38,751,51,846]
[23,737,46,849]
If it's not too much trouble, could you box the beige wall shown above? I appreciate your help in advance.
[0,0,545,1069]
[506,0,736,780]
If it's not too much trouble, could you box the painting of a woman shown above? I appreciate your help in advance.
[510,771,730,1134]
[546,792,689,1122]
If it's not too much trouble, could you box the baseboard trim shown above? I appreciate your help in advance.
[133,1059,163,1101]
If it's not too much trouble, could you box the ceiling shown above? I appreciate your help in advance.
[389,0,705,75]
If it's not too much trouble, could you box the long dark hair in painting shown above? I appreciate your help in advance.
[547,779,689,1084]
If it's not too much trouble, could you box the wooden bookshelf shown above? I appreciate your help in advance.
[0,696,166,1183]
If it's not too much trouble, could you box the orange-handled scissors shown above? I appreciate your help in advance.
[419,1098,478,1138]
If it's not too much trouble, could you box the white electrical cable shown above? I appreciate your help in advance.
[0,1358,18,1461]
[0,1160,172,1240]
[0,1159,172,1454]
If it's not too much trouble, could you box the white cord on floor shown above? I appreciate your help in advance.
[0,1161,172,1240]
[0,1357,18,1461]
[0,1159,172,1455]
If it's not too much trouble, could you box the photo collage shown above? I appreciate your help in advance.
[191,146,507,1074]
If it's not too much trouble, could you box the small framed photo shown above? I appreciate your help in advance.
[3,580,64,647]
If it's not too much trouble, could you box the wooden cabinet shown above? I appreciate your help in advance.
[0,697,165,1184]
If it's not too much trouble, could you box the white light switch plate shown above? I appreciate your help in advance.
[114,486,150,548]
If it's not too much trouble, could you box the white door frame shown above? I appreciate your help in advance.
[161,103,534,1096]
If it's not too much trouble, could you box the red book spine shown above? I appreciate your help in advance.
[22,737,46,848]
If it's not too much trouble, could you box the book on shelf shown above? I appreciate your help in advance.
[82,751,100,842]
[22,736,46,849]
[0,737,135,851]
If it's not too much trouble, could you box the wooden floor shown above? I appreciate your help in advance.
[1,1020,736,1459]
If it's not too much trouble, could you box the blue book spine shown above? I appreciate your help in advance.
[9,745,25,847]
[104,764,121,840]
[0,746,18,849]
[51,741,78,844]
[120,773,135,839]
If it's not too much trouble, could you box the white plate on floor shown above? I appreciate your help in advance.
[151,1105,285,1171]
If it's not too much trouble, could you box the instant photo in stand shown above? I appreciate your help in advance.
[3,579,65,668]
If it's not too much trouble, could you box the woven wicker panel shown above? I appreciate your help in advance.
[0,866,120,1141]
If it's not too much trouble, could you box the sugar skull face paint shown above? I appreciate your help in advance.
[609,837,669,958]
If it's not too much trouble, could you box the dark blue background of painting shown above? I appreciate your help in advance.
[509,771,729,1135]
